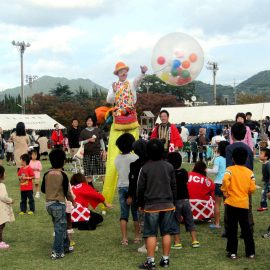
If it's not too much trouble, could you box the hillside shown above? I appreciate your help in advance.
[236,70,270,98]
[194,81,234,104]
[0,75,107,99]
[0,70,269,104]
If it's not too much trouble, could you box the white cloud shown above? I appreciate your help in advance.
[0,0,124,27]
[105,31,161,56]
[28,0,105,9]
[31,59,80,77]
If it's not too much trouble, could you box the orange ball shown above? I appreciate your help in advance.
[182,60,190,69]
[189,53,197,62]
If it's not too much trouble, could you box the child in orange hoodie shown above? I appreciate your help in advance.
[221,147,256,260]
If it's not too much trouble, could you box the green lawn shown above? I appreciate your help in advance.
[0,159,270,270]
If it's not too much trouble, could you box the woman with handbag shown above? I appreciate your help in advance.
[79,114,106,184]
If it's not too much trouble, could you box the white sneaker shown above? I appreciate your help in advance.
[137,244,158,253]
[35,192,40,198]
[138,244,147,253]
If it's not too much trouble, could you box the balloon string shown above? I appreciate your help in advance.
[153,65,170,74]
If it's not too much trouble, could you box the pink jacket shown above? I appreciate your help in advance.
[29,160,42,179]
[229,125,253,150]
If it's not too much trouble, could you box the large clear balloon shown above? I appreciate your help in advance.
[151,32,204,86]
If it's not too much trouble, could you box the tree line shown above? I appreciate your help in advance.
[0,76,264,126]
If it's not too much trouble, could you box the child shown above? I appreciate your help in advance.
[115,133,139,245]
[207,141,229,228]
[70,173,111,230]
[137,139,176,269]
[224,122,254,238]
[66,187,75,246]
[257,148,270,212]
[167,152,199,249]
[18,154,35,215]
[29,150,42,199]
[197,128,208,161]
[5,138,15,166]
[263,190,270,238]
[41,149,76,259]
[126,139,151,252]
[0,166,15,249]
[221,147,256,259]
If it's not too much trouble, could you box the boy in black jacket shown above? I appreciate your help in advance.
[137,139,176,269]
[167,152,199,249]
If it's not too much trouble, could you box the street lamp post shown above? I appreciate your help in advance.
[144,82,153,94]
[26,75,38,90]
[207,61,219,105]
[12,40,31,114]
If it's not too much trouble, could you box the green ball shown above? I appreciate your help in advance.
[171,69,179,77]
[181,70,190,78]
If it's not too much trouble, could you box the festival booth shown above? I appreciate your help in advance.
[156,103,270,219]
[156,102,270,138]
[0,114,65,131]
[157,103,270,125]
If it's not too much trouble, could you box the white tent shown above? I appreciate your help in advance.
[0,114,65,131]
[158,103,270,124]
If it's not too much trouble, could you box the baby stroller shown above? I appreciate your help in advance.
[65,151,84,174]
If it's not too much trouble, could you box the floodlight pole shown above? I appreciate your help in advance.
[207,61,219,105]
[26,75,38,90]
[12,41,31,114]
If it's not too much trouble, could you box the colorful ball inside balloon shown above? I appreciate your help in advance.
[151,32,204,86]
[189,53,197,63]
[160,72,170,82]
[182,60,190,69]
[172,59,181,69]
[177,77,186,86]
[174,50,184,58]
[177,67,183,75]
[181,70,190,79]
[157,56,166,65]
[171,69,179,77]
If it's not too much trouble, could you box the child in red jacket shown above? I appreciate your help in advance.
[18,154,35,215]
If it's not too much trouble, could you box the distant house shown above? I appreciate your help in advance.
[140,111,155,132]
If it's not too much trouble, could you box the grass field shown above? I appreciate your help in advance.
[0,158,270,270]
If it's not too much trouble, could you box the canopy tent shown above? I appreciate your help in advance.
[0,114,65,131]
[157,103,270,124]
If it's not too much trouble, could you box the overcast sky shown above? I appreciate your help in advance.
[0,0,269,91]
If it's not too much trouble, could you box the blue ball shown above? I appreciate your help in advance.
[172,59,181,69]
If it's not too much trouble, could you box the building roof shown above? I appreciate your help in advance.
[142,111,155,118]
[0,114,65,131]
[157,103,270,124]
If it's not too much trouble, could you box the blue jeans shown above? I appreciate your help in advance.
[143,210,175,237]
[46,202,70,255]
[261,182,270,208]
[118,187,138,222]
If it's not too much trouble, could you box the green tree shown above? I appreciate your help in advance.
[139,74,195,102]
[74,86,90,103]
[50,83,73,101]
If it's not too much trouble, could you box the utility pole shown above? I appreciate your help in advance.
[207,61,219,105]
[233,79,237,104]
[12,40,31,114]
[26,75,38,90]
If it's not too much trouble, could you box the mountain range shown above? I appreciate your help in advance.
[1,70,269,104]
[0,75,107,100]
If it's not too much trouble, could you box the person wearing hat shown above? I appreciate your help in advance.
[102,62,147,209]
[107,62,147,116]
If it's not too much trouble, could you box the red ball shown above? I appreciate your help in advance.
[157,56,166,65]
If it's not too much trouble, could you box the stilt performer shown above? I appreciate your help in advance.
[102,62,147,208]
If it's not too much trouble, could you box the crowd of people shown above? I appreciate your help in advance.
[0,62,270,268]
